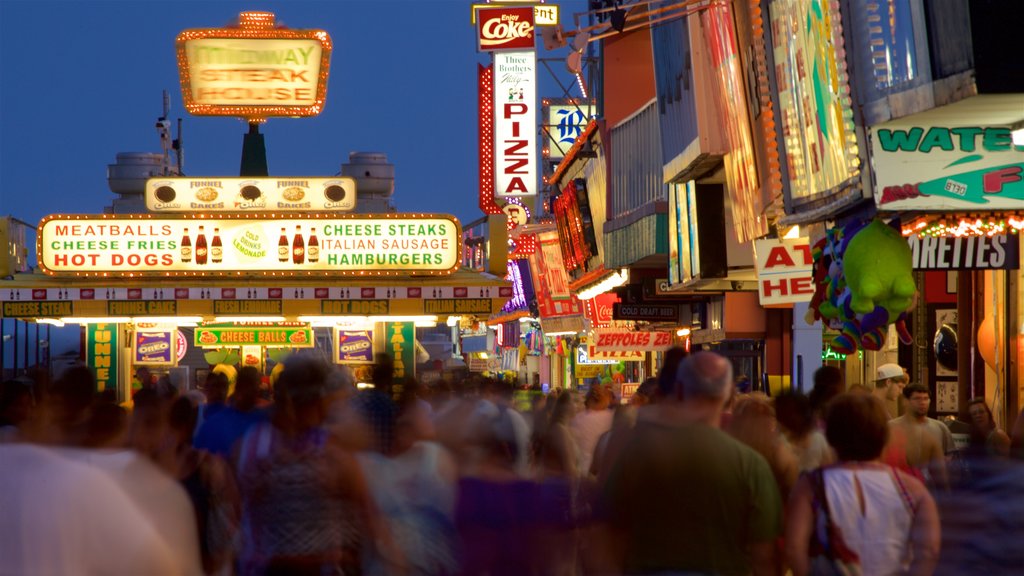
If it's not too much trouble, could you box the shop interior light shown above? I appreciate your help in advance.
[60,317,131,325]
[36,318,65,327]
[677,327,692,337]
[577,268,629,301]
[367,315,438,324]
[479,352,488,359]
[446,315,463,327]
[132,316,204,326]
[783,225,801,239]
[544,330,578,337]
[356,382,375,390]
[214,316,287,323]
[297,316,371,328]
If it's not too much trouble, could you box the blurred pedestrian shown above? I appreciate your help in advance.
[967,397,1010,458]
[874,363,907,418]
[728,394,800,501]
[809,366,845,424]
[570,385,613,478]
[236,356,387,576]
[785,393,939,576]
[774,390,834,473]
[884,384,949,488]
[0,377,35,443]
[592,351,782,575]
[194,366,269,459]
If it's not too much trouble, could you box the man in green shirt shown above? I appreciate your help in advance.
[592,351,782,575]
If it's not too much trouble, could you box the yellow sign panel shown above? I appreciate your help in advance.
[176,13,332,119]
[321,300,390,315]
[2,301,73,318]
[37,214,461,278]
[423,299,493,314]
[213,300,283,315]
[108,300,177,316]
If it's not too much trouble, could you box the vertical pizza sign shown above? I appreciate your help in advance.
[478,7,537,199]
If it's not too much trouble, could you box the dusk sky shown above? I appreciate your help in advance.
[0,0,586,235]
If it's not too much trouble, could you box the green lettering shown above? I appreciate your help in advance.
[877,128,923,152]
[950,127,983,152]
[983,128,1013,152]
[918,127,954,153]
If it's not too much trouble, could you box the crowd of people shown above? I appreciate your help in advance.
[3,350,1024,575]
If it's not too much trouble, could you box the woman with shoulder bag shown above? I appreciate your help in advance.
[785,393,940,576]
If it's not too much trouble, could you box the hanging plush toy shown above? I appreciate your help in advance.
[808,219,917,353]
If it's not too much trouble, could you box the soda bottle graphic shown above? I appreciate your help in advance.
[195,225,208,265]
[292,224,305,265]
[181,228,192,263]
[307,226,319,263]
[278,227,289,262]
[211,228,223,264]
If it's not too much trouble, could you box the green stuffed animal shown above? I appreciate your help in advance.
[842,219,917,318]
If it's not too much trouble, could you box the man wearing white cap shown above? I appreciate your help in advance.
[874,363,908,418]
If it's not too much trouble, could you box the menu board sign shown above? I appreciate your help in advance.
[335,330,374,364]
[134,330,175,365]
[194,324,314,348]
[176,17,332,118]
[38,215,461,277]
[146,177,356,212]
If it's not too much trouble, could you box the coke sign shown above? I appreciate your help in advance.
[478,7,535,52]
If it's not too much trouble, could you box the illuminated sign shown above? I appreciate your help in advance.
[134,329,175,366]
[753,238,814,305]
[108,300,177,316]
[423,299,493,314]
[194,324,314,347]
[577,346,616,365]
[2,301,73,318]
[477,7,535,51]
[213,300,283,315]
[769,0,860,203]
[703,1,765,242]
[545,102,595,160]
[871,123,1024,210]
[146,177,355,212]
[592,329,674,353]
[907,234,1019,270]
[493,51,537,198]
[87,323,118,391]
[335,329,374,363]
[176,12,332,119]
[528,231,583,319]
[321,300,390,315]
[387,322,415,379]
[471,4,558,27]
[38,215,461,277]
[552,179,597,273]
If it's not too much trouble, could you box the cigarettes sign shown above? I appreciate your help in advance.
[493,51,537,198]
[38,215,461,277]
[176,14,332,118]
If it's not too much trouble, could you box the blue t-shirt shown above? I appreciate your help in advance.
[194,407,269,458]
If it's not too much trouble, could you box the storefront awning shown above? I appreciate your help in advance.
[0,268,511,323]
[870,94,1024,212]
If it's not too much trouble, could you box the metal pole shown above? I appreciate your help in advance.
[240,121,269,177]
[34,322,40,372]
[13,320,19,375]
[0,319,5,378]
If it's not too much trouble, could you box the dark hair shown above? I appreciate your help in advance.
[277,356,329,407]
[810,366,844,414]
[657,347,688,399]
[51,366,97,416]
[902,383,929,400]
[774,390,815,437]
[825,393,890,461]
